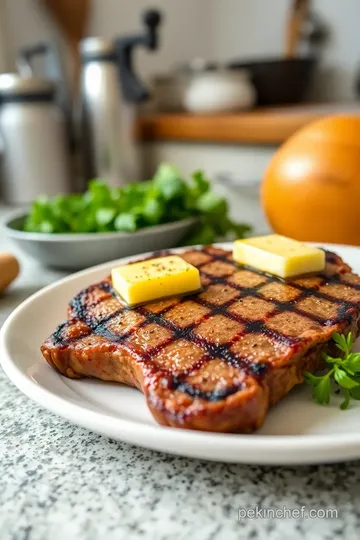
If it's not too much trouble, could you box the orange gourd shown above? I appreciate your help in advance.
[262,115,360,245]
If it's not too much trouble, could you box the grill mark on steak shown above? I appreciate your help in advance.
[44,247,360,411]
[170,380,246,401]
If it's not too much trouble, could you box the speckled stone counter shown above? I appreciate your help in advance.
[1,206,360,540]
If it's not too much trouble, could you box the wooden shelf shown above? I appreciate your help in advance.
[139,103,360,145]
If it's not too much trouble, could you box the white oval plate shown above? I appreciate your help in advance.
[2,242,360,465]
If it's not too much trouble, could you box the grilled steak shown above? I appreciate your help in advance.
[41,247,360,433]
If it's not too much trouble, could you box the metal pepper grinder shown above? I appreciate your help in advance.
[79,9,162,187]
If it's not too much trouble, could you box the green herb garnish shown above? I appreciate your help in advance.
[23,163,251,244]
[305,332,360,409]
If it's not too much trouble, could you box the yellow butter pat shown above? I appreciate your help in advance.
[233,234,325,278]
[111,255,201,306]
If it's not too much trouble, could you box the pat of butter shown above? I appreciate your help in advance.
[233,235,325,278]
[111,255,201,306]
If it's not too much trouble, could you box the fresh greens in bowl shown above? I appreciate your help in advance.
[23,163,251,244]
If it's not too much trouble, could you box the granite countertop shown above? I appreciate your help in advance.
[1,206,360,540]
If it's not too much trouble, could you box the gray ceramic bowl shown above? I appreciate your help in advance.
[4,212,198,270]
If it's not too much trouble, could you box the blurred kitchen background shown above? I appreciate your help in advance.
[0,0,359,232]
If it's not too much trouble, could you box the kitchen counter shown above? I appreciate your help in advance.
[139,103,360,144]
[1,205,360,540]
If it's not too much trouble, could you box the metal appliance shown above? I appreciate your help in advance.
[79,9,161,186]
[0,9,162,203]
[0,72,71,204]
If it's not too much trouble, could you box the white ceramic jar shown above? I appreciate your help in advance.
[183,70,256,114]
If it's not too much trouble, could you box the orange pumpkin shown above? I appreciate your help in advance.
[262,115,360,245]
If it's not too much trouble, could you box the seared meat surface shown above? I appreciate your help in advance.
[41,247,360,433]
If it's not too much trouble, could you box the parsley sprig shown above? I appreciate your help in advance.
[305,332,360,410]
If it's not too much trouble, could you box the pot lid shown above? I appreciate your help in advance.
[80,37,116,61]
[0,73,55,97]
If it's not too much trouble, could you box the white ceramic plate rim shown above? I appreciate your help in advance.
[2,241,360,465]
[3,211,198,242]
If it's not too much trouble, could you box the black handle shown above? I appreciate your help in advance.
[143,10,162,50]
[115,9,162,103]
[17,41,74,151]
[300,11,329,56]
[17,42,48,76]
